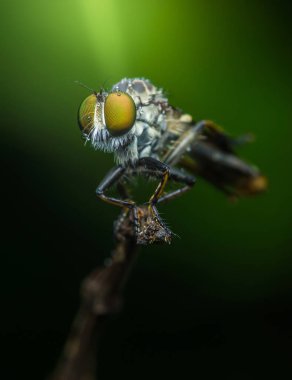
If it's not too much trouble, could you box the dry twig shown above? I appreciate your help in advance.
[50,206,171,380]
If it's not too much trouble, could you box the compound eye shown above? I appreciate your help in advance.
[104,92,136,136]
[78,94,97,134]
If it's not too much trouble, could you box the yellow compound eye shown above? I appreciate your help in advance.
[104,92,136,136]
[78,94,97,134]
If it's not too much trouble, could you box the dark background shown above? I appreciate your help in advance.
[2,1,292,379]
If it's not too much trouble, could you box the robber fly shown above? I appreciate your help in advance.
[78,78,267,242]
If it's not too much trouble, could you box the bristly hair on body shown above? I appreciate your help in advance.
[80,78,170,166]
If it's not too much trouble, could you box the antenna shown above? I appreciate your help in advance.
[74,80,97,95]
[101,77,112,92]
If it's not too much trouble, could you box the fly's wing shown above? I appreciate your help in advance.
[158,107,203,165]
[161,107,267,199]
[179,120,267,198]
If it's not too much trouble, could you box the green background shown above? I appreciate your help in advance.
[2,1,291,378]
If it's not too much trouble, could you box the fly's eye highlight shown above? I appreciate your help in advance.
[78,94,97,134]
[104,92,136,136]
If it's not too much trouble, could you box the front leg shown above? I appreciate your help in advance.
[96,166,139,237]
[96,165,135,209]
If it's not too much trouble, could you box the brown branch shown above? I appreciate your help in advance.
[49,206,171,380]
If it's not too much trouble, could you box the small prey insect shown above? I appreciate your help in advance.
[77,78,267,243]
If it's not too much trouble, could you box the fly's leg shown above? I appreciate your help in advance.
[96,166,139,236]
[157,168,196,203]
[157,186,191,204]
[137,157,170,207]
[96,160,196,238]
[96,166,133,208]
[149,166,169,204]
[133,157,196,239]
[137,157,196,207]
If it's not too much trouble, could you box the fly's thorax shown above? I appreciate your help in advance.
[112,78,170,158]
[113,78,156,102]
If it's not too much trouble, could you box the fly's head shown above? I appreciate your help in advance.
[78,87,138,163]
[78,78,169,165]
